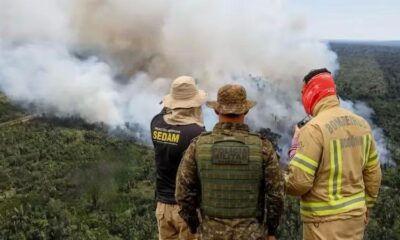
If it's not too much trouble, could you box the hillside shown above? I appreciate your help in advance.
[0,93,25,123]
[0,106,157,239]
[1,42,400,239]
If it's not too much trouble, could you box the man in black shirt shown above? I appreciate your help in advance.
[151,76,207,240]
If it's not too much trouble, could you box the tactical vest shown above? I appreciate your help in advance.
[195,132,264,218]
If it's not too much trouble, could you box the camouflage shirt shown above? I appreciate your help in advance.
[175,122,285,236]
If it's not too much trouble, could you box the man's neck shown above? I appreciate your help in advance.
[218,115,245,124]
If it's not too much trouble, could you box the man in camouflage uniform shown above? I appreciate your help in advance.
[175,84,285,240]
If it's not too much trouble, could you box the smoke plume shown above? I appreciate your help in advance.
[0,0,391,162]
[341,100,392,165]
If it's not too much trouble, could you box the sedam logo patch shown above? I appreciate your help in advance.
[152,127,181,144]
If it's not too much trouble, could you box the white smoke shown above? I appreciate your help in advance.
[0,0,391,163]
[0,43,122,124]
[341,100,393,165]
[0,0,69,43]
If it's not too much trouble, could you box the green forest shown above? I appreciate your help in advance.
[1,42,400,239]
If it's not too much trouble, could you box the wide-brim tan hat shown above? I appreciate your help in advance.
[206,84,256,114]
[163,76,207,109]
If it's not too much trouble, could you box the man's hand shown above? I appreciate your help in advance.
[265,236,276,240]
[365,208,369,225]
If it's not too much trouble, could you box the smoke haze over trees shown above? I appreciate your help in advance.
[0,0,338,151]
[1,0,392,161]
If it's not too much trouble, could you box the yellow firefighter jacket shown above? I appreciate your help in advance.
[286,96,382,223]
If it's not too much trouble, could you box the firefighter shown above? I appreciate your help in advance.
[151,76,207,240]
[175,84,284,240]
[286,68,382,240]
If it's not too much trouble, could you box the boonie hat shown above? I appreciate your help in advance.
[163,76,207,109]
[206,84,256,114]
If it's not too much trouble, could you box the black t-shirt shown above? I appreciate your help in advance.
[150,110,205,204]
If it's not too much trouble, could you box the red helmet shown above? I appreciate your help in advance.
[301,69,336,115]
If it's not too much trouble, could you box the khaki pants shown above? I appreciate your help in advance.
[156,202,197,240]
[303,215,365,240]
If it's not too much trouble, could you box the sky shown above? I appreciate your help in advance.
[287,0,400,41]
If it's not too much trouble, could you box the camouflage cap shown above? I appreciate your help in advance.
[206,84,256,114]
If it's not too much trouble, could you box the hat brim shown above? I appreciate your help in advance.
[163,89,207,109]
[206,100,256,114]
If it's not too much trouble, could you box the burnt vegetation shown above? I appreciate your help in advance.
[1,42,400,239]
